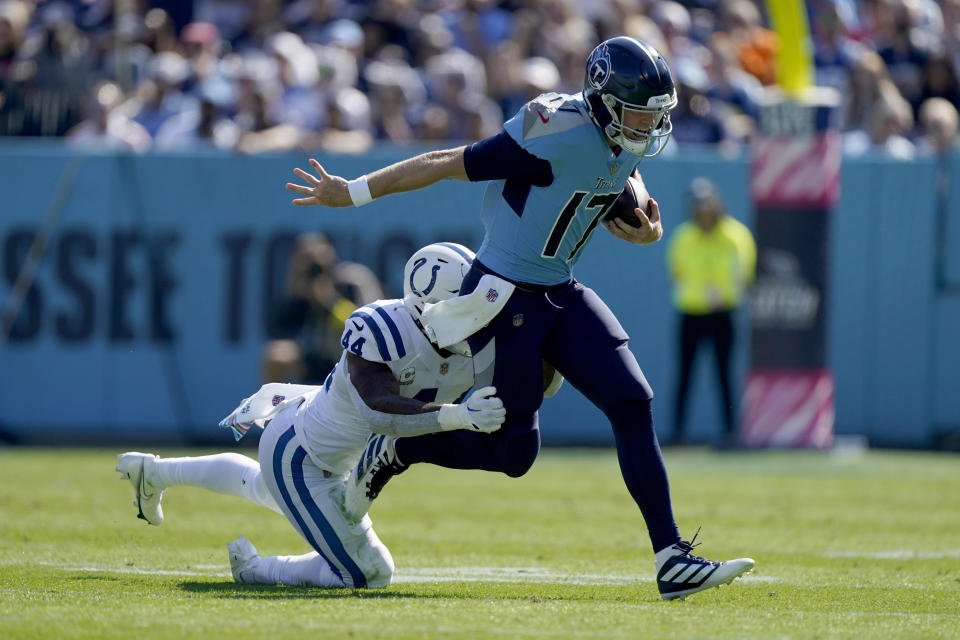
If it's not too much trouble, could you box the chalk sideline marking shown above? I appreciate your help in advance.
[4,561,777,585]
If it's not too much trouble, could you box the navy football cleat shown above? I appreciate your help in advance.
[656,530,754,601]
[342,434,408,522]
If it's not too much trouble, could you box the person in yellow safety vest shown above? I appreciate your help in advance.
[666,177,756,447]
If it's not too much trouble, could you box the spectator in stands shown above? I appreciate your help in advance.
[233,67,299,154]
[714,0,778,86]
[918,50,960,113]
[0,0,30,76]
[65,80,151,151]
[6,0,958,154]
[262,233,383,385]
[153,81,239,150]
[265,31,325,132]
[649,1,699,68]
[142,8,180,55]
[942,0,960,63]
[916,96,960,154]
[241,0,288,53]
[8,1,93,136]
[129,51,196,138]
[101,13,154,92]
[843,88,917,158]
[703,35,762,138]
[365,50,426,143]
[871,0,935,109]
[423,48,501,140]
[811,0,866,93]
[844,49,901,131]
[666,178,756,448]
[194,0,251,48]
[441,0,515,60]
[180,21,225,89]
[285,0,344,45]
[310,86,374,153]
[668,57,731,148]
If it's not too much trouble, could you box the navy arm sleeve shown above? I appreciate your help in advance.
[463,131,554,186]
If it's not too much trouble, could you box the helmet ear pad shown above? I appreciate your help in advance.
[585,88,614,131]
[586,89,627,145]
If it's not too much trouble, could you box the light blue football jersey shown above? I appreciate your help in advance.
[475,92,644,285]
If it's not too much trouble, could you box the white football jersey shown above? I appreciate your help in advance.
[295,299,475,474]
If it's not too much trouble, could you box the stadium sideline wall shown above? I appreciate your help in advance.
[0,144,957,448]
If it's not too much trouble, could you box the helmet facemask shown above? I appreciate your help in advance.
[599,92,676,158]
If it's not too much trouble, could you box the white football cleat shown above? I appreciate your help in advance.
[227,535,260,584]
[116,452,164,526]
[656,530,754,601]
[342,434,407,522]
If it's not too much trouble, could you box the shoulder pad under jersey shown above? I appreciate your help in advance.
[513,92,588,142]
[341,301,409,363]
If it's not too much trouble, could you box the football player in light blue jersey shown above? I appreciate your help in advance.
[115,243,506,590]
[286,37,754,600]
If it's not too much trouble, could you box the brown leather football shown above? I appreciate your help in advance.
[603,176,650,228]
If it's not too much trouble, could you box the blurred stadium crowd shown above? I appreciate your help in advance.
[0,0,958,157]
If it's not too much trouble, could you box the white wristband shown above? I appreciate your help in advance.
[347,175,373,206]
[437,404,465,431]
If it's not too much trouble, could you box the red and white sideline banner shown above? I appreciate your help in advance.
[741,369,834,449]
[750,131,841,210]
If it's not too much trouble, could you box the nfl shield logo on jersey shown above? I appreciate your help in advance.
[399,367,415,385]
[271,395,284,407]
[439,363,449,375]
[513,314,524,327]
[486,288,499,302]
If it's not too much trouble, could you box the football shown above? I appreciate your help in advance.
[603,175,650,228]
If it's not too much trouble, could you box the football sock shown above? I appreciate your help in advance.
[654,544,683,571]
[606,396,682,553]
[252,552,345,588]
[152,454,282,514]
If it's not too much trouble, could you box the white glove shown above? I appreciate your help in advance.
[438,386,506,433]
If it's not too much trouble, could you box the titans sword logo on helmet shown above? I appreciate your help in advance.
[587,44,611,90]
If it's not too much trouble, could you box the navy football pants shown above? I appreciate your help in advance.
[395,265,682,552]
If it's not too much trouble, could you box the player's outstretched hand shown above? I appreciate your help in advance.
[604,197,663,245]
[438,386,506,433]
[285,158,353,207]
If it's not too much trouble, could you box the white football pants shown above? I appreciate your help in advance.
[150,406,394,588]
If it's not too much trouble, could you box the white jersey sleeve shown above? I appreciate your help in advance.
[340,302,410,364]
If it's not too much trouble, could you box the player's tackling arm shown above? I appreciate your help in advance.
[345,353,504,436]
[347,353,440,416]
[285,148,468,208]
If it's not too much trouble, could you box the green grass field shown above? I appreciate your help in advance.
[1,447,958,639]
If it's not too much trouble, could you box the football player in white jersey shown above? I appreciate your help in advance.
[115,242,506,589]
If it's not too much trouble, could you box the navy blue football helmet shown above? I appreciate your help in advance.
[583,37,678,157]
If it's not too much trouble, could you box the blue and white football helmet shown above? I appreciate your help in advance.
[402,242,475,315]
[583,37,678,158]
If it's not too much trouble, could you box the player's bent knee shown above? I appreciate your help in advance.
[358,541,395,589]
[494,422,540,478]
[501,457,535,478]
[499,439,539,478]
